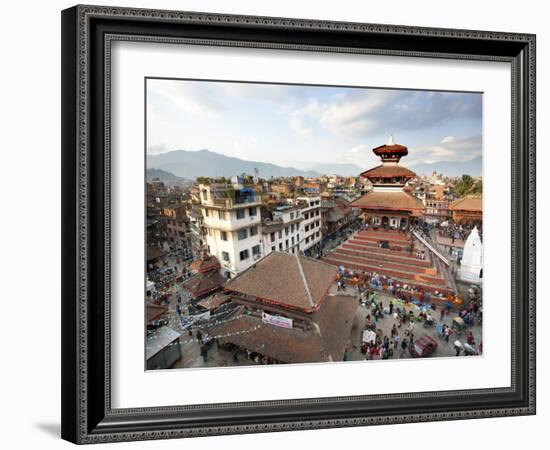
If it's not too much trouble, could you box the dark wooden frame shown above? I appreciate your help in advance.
[61,4,536,444]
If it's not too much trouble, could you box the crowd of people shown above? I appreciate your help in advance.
[336,267,457,308]
[437,223,482,243]
[344,292,482,361]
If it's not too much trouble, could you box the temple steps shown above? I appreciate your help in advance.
[340,243,431,266]
[353,235,412,247]
[322,228,453,296]
[356,229,411,242]
[346,238,418,258]
[323,255,446,286]
[332,249,435,273]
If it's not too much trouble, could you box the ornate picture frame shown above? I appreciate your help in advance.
[61,5,536,444]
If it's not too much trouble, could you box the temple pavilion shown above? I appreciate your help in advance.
[350,136,423,230]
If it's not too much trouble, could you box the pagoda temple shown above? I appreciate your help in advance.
[350,136,423,229]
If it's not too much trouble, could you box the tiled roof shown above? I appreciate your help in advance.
[146,304,167,324]
[349,191,424,211]
[197,292,231,310]
[211,294,357,363]
[146,247,167,262]
[223,252,337,312]
[183,270,225,298]
[449,196,482,212]
[372,143,408,155]
[189,255,220,273]
[360,164,417,179]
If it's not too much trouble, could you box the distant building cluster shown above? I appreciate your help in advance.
[146,151,482,280]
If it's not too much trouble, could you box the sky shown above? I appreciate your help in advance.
[146,78,482,170]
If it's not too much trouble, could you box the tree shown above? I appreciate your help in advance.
[471,178,482,194]
[196,176,211,185]
[453,174,474,197]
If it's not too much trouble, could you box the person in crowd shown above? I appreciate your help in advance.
[454,340,462,356]
[400,338,408,358]
[444,325,453,343]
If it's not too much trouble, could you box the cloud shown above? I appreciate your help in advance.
[441,135,455,144]
[225,137,260,160]
[408,135,482,165]
[147,80,223,117]
[147,143,168,154]
[289,98,326,138]
[315,90,481,138]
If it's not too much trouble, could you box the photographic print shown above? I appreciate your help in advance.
[145,79,483,370]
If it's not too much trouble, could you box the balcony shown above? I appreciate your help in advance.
[212,194,260,208]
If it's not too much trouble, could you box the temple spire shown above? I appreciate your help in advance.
[387,134,395,146]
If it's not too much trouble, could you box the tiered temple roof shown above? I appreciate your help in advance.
[350,136,421,213]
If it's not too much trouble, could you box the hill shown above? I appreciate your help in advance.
[147,149,322,179]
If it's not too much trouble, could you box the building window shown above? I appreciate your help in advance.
[297,234,300,242]
[238,229,248,240]
[239,249,249,261]
[304,213,309,220]
[291,224,295,233]
[290,212,294,220]
[278,230,282,238]
[270,232,275,242]
[204,208,209,217]
[305,224,309,232]
[271,246,275,252]
[222,251,230,262]
[305,237,309,244]
[249,206,257,216]
[291,237,295,245]
[250,226,258,236]
[285,239,289,248]
[236,208,245,219]
[220,231,228,241]
[316,231,320,238]
[218,210,226,220]
[285,227,289,236]
[279,243,283,251]
[252,245,261,256]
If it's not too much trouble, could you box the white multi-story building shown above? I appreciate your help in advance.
[199,183,263,279]
[261,205,303,256]
[296,195,322,254]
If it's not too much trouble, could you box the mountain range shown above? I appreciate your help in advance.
[146,168,185,182]
[148,149,324,179]
[147,149,482,179]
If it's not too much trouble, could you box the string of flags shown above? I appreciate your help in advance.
[147,322,262,349]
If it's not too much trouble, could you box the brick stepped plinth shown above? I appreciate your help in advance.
[340,243,431,266]
[357,229,411,242]
[323,255,446,286]
[333,249,436,274]
[323,229,453,296]
[353,235,413,250]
